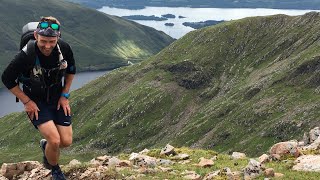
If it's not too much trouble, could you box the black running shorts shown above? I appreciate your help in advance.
[30,101,72,129]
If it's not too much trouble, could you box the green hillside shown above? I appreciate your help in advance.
[1,12,320,164]
[0,0,174,87]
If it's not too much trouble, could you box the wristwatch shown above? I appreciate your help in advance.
[61,93,70,99]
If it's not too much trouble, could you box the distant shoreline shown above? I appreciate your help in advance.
[122,15,167,21]
[107,5,320,10]
[96,4,320,11]
[67,0,320,10]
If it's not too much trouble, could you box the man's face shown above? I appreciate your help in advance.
[34,33,58,56]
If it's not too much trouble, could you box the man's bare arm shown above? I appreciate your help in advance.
[62,73,75,93]
[9,85,40,120]
[57,73,75,116]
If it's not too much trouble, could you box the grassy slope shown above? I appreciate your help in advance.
[0,0,174,87]
[1,12,320,166]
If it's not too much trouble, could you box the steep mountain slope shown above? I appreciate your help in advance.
[1,12,320,164]
[0,0,174,87]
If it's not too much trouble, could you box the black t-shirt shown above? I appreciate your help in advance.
[1,39,76,103]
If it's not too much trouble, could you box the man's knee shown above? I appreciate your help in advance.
[47,137,61,149]
[60,137,72,148]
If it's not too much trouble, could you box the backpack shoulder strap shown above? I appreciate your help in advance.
[56,40,64,62]
[16,40,37,103]
[22,40,36,62]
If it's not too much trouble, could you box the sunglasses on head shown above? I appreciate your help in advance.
[38,21,60,30]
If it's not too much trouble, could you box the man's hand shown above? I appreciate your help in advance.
[57,96,71,116]
[8,85,40,120]
[24,100,40,120]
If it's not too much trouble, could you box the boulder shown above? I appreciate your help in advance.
[158,166,173,172]
[160,144,176,156]
[129,153,140,161]
[232,171,242,180]
[79,166,109,180]
[231,152,246,159]
[178,160,191,164]
[203,170,220,180]
[172,153,190,160]
[221,167,234,179]
[89,159,101,167]
[119,160,131,167]
[204,168,239,180]
[136,167,158,174]
[309,127,320,143]
[303,132,309,145]
[197,158,214,167]
[274,173,284,178]
[269,141,300,158]
[0,174,8,180]
[243,159,263,179]
[298,141,305,147]
[270,154,281,161]
[90,155,111,167]
[1,163,18,179]
[1,161,43,180]
[211,156,218,161]
[1,161,41,180]
[68,159,82,166]
[105,157,121,167]
[139,148,150,154]
[24,161,41,171]
[96,155,110,161]
[23,167,50,179]
[181,170,201,180]
[293,155,320,172]
[158,159,174,166]
[259,154,270,164]
[130,154,157,168]
[264,168,275,177]
[302,136,320,151]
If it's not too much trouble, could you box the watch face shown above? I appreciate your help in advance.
[62,93,70,99]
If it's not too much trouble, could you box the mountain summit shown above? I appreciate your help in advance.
[1,12,320,163]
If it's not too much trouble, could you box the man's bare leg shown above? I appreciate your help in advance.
[56,125,73,148]
[38,121,61,165]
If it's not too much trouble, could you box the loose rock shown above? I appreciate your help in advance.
[293,155,320,172]
[231,152,246,159]
[160,144,176,156]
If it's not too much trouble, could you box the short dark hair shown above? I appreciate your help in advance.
[39,16,61,26]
